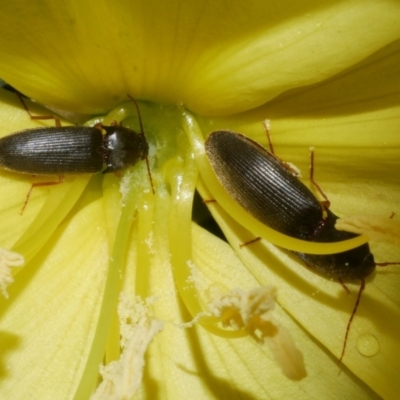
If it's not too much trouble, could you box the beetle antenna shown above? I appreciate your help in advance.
[144,156,155,194]
[338,279,365,363]
[127,95,144,135]
[127,95,155,194]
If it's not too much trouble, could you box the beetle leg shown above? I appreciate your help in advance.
[338,278,351,294]
[20,175,65,215]
[17,93,61,127]
[309,148,331,211]
[338,279,365,363]
[263,119,275,155]
[263,120,301,177]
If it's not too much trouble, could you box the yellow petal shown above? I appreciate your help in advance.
[197,178,400,399]
[0,1,399,115]
[0,199,109,398]
[187,224,379,398]
[193,42,400,399]
[114,215,380,398]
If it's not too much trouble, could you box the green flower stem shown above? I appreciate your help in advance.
[73,172,141,400]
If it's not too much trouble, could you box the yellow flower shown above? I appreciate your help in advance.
[0,1,400,399]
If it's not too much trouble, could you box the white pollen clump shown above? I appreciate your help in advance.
[185,259,206,290]
[208,286,306,380]
[91,293,164,400]
[144,231,155,255]
[0,248,24,298]
[119,171,135,203]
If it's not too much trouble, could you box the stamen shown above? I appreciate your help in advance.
[0,248,24,298]
[92,293,163,399]
[209,287,306,380]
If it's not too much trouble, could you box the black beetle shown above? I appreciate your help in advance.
[204,130,386,361]
[205,130,375,280]
[0,124,149,175]
[0,95,153,210]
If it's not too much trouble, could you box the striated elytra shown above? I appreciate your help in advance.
[0,124,149,175]
[0,94,154,201]
[205,130,375,280]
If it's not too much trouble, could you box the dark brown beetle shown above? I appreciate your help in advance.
[205,130,375,279]
[205,130,395,361]
[0,124,149,175]
[0,95,154,211]
[0,95,150,176]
